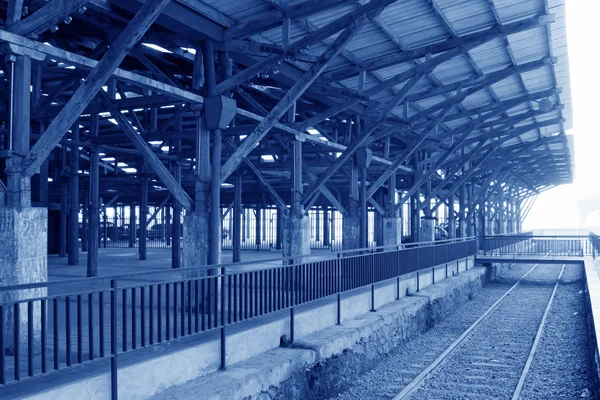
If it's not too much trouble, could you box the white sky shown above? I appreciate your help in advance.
[523,0,598,231]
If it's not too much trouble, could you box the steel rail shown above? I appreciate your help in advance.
[511,263,566,399]
[393,259,550,399]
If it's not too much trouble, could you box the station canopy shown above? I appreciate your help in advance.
[0,0,573,206]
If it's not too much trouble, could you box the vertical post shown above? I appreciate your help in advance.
[233,175,242,262]
[5,51,32,208]
[165,205,171,247]
[275,208,282,250]
[139,167,148,260]
[110,279,118,399]
[82,191,88,252]
[315,207,320,243]
[60,146,68,257]
[129,205,136,248]
[68,122,80,265]
[323,207,330,248]
[102,201,107,248]
[172,125,182,268]
[459,183,466,238]
[171,141,181,268]
[87,114,100,277]
[255,207,261,251]
[205,41,223,266]
[359,165,367,249]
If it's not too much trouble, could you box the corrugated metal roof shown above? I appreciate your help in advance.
[199,0,572,188]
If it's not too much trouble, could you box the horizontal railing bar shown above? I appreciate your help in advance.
[0,237,479,293]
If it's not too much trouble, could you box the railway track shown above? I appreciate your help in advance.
[393,263,565,400]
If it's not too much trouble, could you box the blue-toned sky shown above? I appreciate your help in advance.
[524,0,598,231]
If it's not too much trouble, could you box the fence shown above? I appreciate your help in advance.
[0,237,477,397]
[90,206,387,252]
[481,232,599,258]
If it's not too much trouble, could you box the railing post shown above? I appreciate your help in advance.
[370,255,376,312]
[221,267,226,370]
[290,263,295,341]
[110,279,118,400]
[337,255,341,324]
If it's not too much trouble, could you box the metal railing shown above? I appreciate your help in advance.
[481,233,599,259]
[0,237,477,398]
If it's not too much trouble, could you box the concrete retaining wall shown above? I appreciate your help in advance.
[583,259,600,400]
[152,262,486,400]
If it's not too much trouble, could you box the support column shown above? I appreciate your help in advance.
[68,122,80,265]
[183,47,209,268]
[478,201,487,239]
[139,169,148,260]
[208,45,223,266]
[516,200,522,233]
[165,205,171,247]
[1,46,47,353]
[458,183,466,238]
[315,208,321,244]
[382,137,401,247]
[410,194,421,242]
[59,146,68,257]
[420,217,435,242]
[82,191,88,252]
[129,204,136,248]
[498,191,505,234]
[447,191,456,239]
[233,175,242,261]
[359,165,367,249]
[323,207,330,248]
[467,184,476,237]
[343,155,360,250]
[282,103,310,260]
[172,139,182,269]
[275,208,282,250]
[342,119,359,250]
[255,207,261,251]
[87,114,99,277]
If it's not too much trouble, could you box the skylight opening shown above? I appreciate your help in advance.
[142,43,172,53]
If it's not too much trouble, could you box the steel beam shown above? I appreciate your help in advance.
[21,0,172,177]
[220,8,373,183]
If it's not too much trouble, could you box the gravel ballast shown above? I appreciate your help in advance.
[519,264,594,399]
[328,263,593,400]
[408,263,562,399]
[328,263,541,400]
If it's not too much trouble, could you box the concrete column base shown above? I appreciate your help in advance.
[447,219,456,239]
[282,214,310,261]
[342,215,360,250]
[0,207,48,354]
[182,212,209,269]
[420,217,436,243]
[382,217,402,247]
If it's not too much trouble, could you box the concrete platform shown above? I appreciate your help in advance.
[48,248,336,281]
[0,257,475,400]
[150,265,486,400]
[583,257,600,391]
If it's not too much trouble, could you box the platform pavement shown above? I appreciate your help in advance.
[47,248,338,281]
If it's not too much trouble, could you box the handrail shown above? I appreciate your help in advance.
[0,236,478,293]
